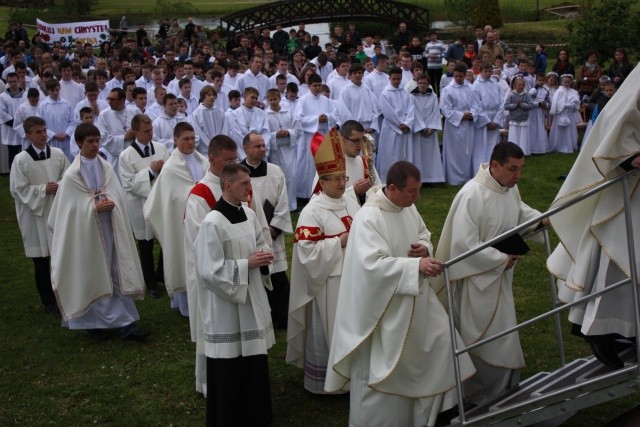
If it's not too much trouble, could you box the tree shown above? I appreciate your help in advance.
[444,0,503,31]
[472,0,503,29]
[567,0,640,64]
[444,0,475,31]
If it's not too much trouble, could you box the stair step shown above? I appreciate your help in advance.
[492,359,589,409]
[463,372,550,418]
[532,358,596,396]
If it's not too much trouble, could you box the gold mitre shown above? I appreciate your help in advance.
[310,128,346,177]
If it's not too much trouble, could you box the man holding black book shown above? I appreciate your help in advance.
[240,131,293,329]
[434,141,548,405]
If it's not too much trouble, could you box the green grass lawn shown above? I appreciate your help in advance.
[1,150,638,425]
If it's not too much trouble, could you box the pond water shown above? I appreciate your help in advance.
[137,19,453,46]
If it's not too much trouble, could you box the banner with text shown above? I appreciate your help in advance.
[36,19,109,47]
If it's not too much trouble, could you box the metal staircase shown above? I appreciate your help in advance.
[441,169,640,426]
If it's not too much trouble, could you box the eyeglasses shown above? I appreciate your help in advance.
[343,136,362,145]
[321,175,349,182]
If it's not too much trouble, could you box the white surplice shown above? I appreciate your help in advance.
[336,82,376,129]
[48,155,144,323]
[10,146,69,257]
[287,192,360,393]
[37,96,75,162]
[433,164,541,404]
[194,203,275,358]
[325,187,475,427]
[118,140,169,240]
[0,89,27,147]
[152,111,188,153]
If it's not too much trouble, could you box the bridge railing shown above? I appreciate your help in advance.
[441,168,640,425]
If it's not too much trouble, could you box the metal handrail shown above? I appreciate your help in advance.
[444,168,640,425]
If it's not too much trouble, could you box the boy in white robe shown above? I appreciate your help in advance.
[118,114,169,298]
[152,93,188,153]
[188,86,227,156]
[143,122,208,317]
[226,86,270,160]
[13,88,40,149]
[37,79,75,162]
[265,88,301,212]
[48,123,147,340]
[287,130,361,394]
[337,63,376,131]
[0,72,27,167]
[326,161,475,427]
[236,56,269,104]
[434,142,547,405]
[472,64,505,171]
[10,116,69,313]
[439,63,481,185]
[195,163,275,425]
[377,67,414,182]
[410,74,445,183]
[293,74,335,203]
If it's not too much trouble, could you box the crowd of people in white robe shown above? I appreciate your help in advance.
[7,20,636,426]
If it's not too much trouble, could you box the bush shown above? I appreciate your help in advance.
[566,0,640,63]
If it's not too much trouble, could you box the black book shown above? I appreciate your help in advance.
[491,232,530,256]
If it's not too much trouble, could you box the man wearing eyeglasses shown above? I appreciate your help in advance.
[96,87,139,179]
[311,120,382,206]
[287,129,361,394]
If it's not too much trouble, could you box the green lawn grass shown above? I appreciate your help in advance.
[1,150,638,425]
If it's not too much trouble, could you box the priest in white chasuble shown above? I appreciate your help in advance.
[48,123,147,340]
[240,132,293,329]
[434,142,546,405]
[194,163,275,426]
[547,66,640,370]
[325,161,475,427]
[143,122,208,317]
[10,116,69,313]
[118,114,169,298]
[287,129,361,394]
